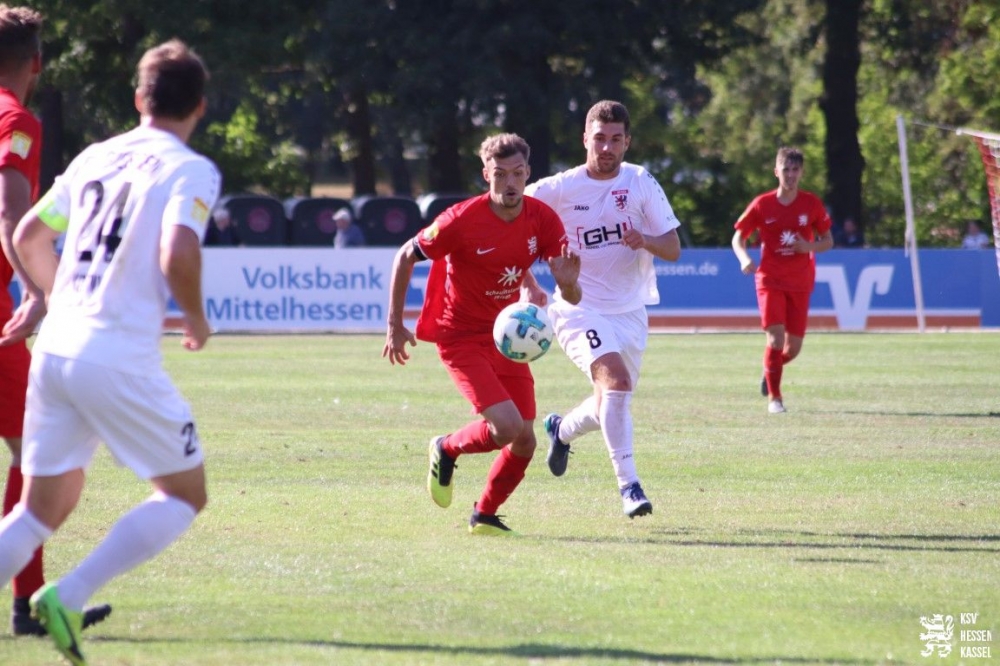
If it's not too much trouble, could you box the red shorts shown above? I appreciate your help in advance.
[0,340,30,438]
[756,286,811,338]
[437,337,536,419]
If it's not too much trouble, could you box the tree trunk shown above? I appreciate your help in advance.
[36,85,64,193]
[427,113,464,193]
[345,83,377,196]
[820,0,865,229]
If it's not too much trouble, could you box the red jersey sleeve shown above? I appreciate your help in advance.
[734,194,767,237]
[0,103,41,200]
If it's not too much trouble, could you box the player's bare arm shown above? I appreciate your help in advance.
[792,230,833,254]
[731,230,757,274]
[162,225,210,351]
[623,228,680,262]
[382,241,419,365]
[0,168,46,345]
[520,270,548,306]
[10,212,59,301]
[549,244,582,305]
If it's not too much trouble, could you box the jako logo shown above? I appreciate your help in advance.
[815,265,893,331]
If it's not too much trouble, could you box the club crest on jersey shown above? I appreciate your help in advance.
[612,189,629,211]
[528,236,537,256]
[9,131,31,159]
[498,266,522,286]
[798,215,808,226]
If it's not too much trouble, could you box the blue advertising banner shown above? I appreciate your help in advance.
[11,247,1000,333]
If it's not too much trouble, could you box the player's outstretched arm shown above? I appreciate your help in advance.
[549,244,582,305]
[383,241,418,366]
[628,228,680,262]
[162,225,210,351]
[520,270,548,306]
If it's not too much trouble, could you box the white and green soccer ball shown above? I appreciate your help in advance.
[492,302,553,363]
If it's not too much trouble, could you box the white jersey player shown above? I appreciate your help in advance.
[526,100,681,518]
[0,40,219,666]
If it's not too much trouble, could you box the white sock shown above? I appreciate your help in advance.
[559,395,601,443]
[599,390,638,487]
[0,504,52,586]
[58,494,197,610]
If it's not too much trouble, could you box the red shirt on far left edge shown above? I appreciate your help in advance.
[0,86,41,320]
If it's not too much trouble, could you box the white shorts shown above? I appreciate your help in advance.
[548,302,648,386]
[23,353,204,479]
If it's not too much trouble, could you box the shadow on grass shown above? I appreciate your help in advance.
[545,527,1000,554]
[820,409,1000,418]
[80,636,873,664]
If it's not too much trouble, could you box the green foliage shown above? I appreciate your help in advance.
[200,103,309,199]
[21,0,1000,243]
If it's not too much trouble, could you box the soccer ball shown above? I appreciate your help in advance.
[493,302,554,363]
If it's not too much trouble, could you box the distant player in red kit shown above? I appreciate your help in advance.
[383,133,581,534]
[731,146,832,414]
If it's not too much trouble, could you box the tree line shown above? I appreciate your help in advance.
[27,0,999,247]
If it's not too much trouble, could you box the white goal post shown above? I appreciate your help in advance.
[896,115,926,332]
[896,116,1000,332]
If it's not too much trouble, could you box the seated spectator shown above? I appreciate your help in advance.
[204,207,243,246]
[834,217,865,248]
[961,221,991,249]
[333,208,366,248]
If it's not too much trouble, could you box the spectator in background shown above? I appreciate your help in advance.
[203,207,241,246]
[961,221,991,249]
[332,207,365,248]
[834,217,865,248]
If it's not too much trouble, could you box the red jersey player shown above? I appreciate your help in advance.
[731,146,832,414]
[383,133,581,534]
[0,5,111,635]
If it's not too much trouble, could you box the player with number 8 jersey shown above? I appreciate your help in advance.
[525,100,682,519]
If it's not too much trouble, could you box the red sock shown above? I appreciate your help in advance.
[763,346,784,399]
[443,420,499,457]
[477,446,531,515]
[4,466,44,598]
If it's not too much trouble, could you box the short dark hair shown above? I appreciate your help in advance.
[0,4,41,71]
[776,146,804,166]
[136,39,208,120]
[586,100,630,135]
[479,133,530,166]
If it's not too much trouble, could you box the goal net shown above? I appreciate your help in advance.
[963,129,1000,273]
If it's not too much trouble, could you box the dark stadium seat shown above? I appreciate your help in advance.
[219,194,288,246]
[352,195,423,246]
[285,197,354,246]
[417,192,473,224]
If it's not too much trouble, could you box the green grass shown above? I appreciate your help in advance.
[2,332,997,665]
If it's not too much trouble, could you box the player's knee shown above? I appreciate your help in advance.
[509,436,536,458]
[170,489,207,514]
[490,419,522,445]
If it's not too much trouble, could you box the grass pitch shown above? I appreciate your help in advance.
[2,332,997,665]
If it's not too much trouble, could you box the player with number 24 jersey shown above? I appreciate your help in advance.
[31,126,220,373]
